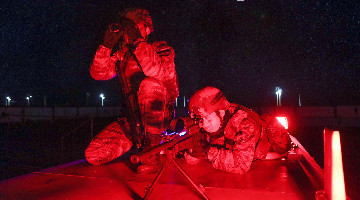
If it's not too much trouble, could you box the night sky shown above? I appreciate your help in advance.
[1,0,359,107]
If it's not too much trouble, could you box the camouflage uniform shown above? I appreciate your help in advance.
[188,87,290,174]
[86,33,178,166]
[206,104,290,174]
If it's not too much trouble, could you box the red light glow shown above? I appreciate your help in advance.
[331,131,346,200]
[276,117,288,130]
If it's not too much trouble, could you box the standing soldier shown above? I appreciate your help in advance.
[85,8,179,174]
[187,86,290,174]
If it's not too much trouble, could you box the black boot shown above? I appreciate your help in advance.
[137,133,163,174]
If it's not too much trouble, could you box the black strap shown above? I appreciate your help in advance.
[209,143,231,151]
[224,137,235,146]
[115,48,145,147]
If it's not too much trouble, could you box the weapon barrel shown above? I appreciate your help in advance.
[131,119,200,164]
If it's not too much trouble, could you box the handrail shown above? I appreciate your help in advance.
[289,134,325,190]
[60,118,94,163]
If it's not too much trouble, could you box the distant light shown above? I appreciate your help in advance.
[6,96,11,106]
[275,88,282,96]
[26,95,32,106]
[275,87,282,106]
[276,117,288,130]
[183,96,186,108]
[100,93,105,106]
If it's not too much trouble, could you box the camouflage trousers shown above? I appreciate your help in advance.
[85,119,133,165]
[85,77,174,165]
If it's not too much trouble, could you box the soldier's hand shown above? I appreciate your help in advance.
[122,18,142,44]
[102,27,123,49]
[207,147,219,162]
[102,17,133,49]
[102,17,142,49]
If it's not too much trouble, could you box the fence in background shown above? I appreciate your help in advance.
[1,105,359,127]
[0,106,122,123]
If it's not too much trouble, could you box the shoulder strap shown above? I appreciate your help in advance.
[238,106,268,128]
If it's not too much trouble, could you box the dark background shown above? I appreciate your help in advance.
[1,2,359,198]
[1,0,359,107]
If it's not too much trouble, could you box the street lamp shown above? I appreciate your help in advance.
[100,93,105,107]
[6,96,11,106]
[26,95,32,106]
[183,95,186,108]
[275,87,282,106]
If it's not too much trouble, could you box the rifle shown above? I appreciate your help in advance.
[131,117,210,200]
[115,54,146,148]
[130,117,201,164]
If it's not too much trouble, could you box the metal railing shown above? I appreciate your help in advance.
[289,134,325,190]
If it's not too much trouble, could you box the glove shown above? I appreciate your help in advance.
[102,17,142,49]
[122,18,142,44]
[102,28,123,49]
[207,147,219,162]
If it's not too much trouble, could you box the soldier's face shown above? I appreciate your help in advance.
[199,111,221,133]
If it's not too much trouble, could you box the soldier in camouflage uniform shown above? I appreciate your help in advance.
[187,87,290,174]
[85,8,179,174]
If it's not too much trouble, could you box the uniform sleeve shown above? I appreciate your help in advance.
[133,41,179,102]
[210,115,259,174]
[90,45,118,80]
[134,42,176,79]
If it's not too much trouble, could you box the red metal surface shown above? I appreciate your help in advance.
[0,151,316,200]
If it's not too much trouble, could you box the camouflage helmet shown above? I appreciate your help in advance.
[119,8,154,32]
[188,87,230,117]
